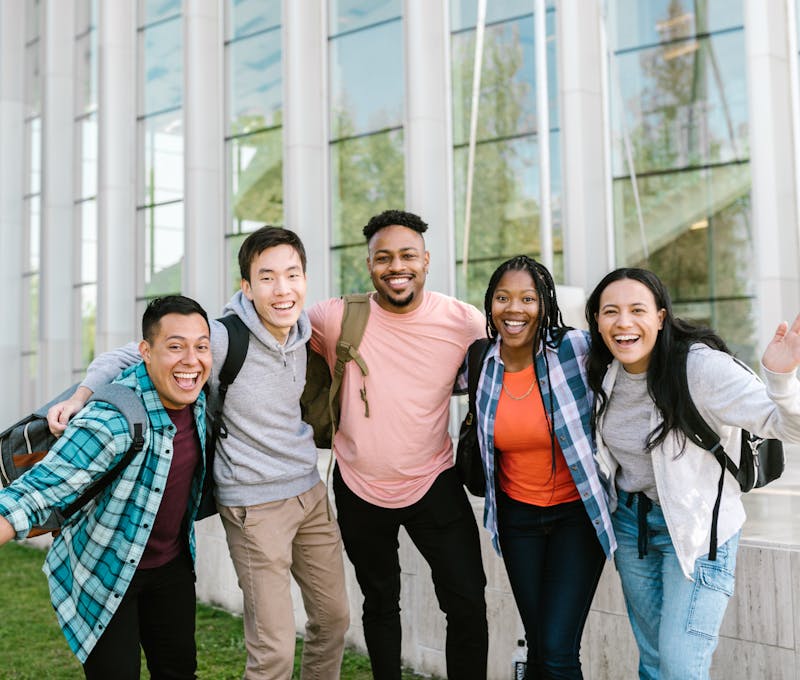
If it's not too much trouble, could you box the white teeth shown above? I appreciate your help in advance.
[387,277,410,283]
[174,372,198,379]
[504,320,526,326]
[273,302,293,309]
[615,335,639,341]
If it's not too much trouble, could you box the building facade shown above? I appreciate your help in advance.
[1,0,799,422]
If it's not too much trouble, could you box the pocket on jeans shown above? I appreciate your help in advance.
[686,563,735,639]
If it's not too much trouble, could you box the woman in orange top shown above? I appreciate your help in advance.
[463,256,614,678]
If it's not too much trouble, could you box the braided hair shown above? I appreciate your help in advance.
[483,255,573,485]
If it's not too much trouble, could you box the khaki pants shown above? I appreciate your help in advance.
[219,481,349,680]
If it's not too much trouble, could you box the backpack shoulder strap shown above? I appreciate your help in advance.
[330,294,371,419]
[466,338,490,412]
[217,314,250,390]
[336,293,371,376]
[61,383,149,520]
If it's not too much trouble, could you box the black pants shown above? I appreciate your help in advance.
[333,465,488,680]
[83,552,197,680]
[497,491,606,680]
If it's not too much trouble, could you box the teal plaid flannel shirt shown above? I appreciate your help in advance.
[456,329,616,559]
[0,362,207,663]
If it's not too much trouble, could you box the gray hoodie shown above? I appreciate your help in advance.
[82,291,319,507]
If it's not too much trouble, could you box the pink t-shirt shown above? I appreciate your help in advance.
[308,291,485,508]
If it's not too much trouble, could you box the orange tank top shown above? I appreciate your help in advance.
[494,364,581,506]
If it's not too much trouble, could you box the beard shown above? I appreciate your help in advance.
[385,290,415,308]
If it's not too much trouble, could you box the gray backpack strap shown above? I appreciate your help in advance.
[89,383,149,444]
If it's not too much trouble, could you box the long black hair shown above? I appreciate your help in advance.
[585,267,729,451]
[484,255,573,481]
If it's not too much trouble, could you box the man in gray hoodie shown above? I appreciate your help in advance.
[48,228,349,680]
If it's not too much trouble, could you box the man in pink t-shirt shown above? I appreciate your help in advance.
[308,210,488,680]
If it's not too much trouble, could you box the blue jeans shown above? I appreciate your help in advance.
[613,490,740,680]
[497,492,606,680]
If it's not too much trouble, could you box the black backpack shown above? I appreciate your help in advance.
[0,383,148,537]
[684,355,785,560]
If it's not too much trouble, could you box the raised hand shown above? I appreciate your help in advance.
[761,313,800,374]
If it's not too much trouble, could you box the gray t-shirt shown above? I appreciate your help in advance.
[601,368,659,503]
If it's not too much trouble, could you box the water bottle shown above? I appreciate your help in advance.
[512,638,527,679]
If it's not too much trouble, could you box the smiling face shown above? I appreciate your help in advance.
[596,278,666,374]
[139,312,211,410]
[366,225,430,313]
[491,269,540,359]
[241,243,307,343]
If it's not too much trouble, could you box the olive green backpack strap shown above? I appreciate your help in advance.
[329,293,371,437]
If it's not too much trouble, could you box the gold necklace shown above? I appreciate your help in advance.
[502,377,536,400]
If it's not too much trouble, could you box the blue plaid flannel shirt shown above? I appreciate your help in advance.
[0,362,207,663]
[457,329,616,558]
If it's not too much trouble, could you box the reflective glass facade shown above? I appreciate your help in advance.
[137,2,183,300]
[225,0,283,292]
[329,0,405,295]
[450,0,561,308]
[73,0,98,377]
[608,0,755,359]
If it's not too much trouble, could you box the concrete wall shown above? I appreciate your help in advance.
[193,454,800,679]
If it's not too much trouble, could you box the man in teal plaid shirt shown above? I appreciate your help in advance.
[0,295,212,679]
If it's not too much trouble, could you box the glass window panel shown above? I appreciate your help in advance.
[141,18,183,115]
[25,274,39,350]
[329,20,404,139]
[229,29,282,135]
[77,114,98,199]
[451,18,537,146]
[229,128,284,234]
[141,111,184,205]
[227,233,248,294]
[75,30,98,115]
[27,195,40,272]
[332,245,372,296]
[25,41,41,116]
[330,129,405,246]
[610,0,743,53]
[80,199,98,282]
[28,117,41,195]
[611,32,748,176]
[453,136,540,265]
[75,0,96,35]
[329,0,401,36]
[229,0,281,40]
[143,201,183,296]
[79,284,97,369]
[142,0,181,26]
[451,0,533,32]
[26,0,40,43]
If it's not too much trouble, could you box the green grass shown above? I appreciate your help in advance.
[0,542,431,679]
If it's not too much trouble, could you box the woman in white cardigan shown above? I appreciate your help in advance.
[584,267,800,680]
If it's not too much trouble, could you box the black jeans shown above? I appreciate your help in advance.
[333,465,488,680]
[83,552,197,680]
[497,492,606,680]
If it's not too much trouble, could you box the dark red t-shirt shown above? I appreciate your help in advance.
[139,405,201,569]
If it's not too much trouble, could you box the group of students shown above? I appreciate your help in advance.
[0,208,798,680]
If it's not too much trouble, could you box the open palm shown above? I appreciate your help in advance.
[761,313,800,373]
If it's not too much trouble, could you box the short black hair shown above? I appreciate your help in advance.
[362,210,428,242]
[142,295,210,343]
[238,226,307,282]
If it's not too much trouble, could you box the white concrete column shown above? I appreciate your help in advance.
[0,4,26,422]
[558,0,612,291]
[40,0,76,396]
[183,0,225,315]
[96,0,137,351]
[745,0,800,350]
[284,0,329,304]
[404,0,454,296]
